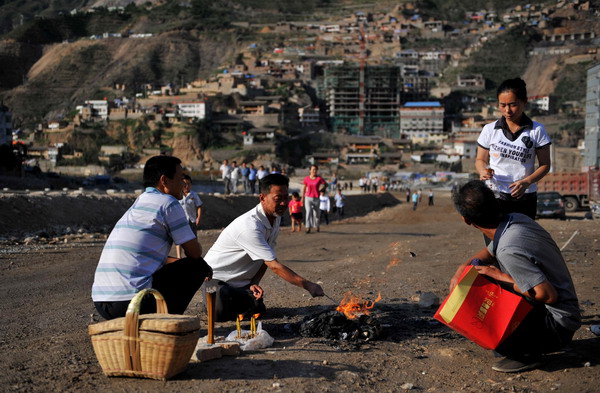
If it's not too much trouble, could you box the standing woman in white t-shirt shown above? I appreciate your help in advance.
[476,78,551,219]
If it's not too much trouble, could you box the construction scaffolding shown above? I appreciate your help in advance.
[318,64,401,138]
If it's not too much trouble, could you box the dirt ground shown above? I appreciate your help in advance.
[1,191,599,393]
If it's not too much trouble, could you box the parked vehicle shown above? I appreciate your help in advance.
[536,169,600,212]
[591,200,600,219]
[536,192,566,220]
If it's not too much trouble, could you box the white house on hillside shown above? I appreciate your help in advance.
[528,95,552,112]
[177,101,207,119]
[83,100,109,120]
[443,139,478,159]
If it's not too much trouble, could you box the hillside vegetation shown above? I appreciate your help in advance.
[463,26,540,93]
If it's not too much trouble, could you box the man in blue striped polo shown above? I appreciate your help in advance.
[92,155,212,320]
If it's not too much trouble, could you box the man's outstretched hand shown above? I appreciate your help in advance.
[305,281,325,297]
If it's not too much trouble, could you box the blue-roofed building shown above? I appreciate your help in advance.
[400,101,446,146]
[403,102,442,107]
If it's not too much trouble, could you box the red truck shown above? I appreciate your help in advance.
[536,169,600,212]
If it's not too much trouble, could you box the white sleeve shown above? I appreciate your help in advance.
[533,122,551,148]
[193,193,203,207]
[477,123,493,149]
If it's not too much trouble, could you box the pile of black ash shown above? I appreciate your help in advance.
[299,310,381,342]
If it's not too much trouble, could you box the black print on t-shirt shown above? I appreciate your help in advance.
[522,136,533,149]
[495,140,533,163]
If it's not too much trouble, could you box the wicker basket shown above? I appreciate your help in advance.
[88,289,200,380]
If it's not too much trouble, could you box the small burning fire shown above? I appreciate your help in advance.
[336,291,382,319]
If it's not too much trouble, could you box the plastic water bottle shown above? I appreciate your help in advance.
[484,167,497,192]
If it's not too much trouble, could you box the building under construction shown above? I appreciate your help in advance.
[317,64,401,138]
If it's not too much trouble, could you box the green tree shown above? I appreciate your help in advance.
[553,62,591,110]
[194,119,225,149]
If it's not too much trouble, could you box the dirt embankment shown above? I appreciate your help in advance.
[0,192,400,239]
[522,53,566,96]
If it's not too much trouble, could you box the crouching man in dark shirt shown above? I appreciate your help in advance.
[450,180,580,373]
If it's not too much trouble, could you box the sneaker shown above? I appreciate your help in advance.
[492,356,542,373]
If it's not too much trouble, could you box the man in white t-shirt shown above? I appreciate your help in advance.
[256,165,269,180]
[220,159,232,194]
[230,160,240,194]
[176,174,203,258]
[203,173,325,321]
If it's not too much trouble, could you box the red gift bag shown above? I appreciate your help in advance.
[434,266,532,350]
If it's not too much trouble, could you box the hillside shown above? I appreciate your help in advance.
[0,0,595,130]
[4,30,242,120]
[522,53,565,96]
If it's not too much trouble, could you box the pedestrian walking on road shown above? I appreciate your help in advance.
[319,190,331,225]
[302,164,327,233]
[334,189,345,220]
[220,159,232,194]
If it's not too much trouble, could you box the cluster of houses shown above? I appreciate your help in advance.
[6,0,598,173]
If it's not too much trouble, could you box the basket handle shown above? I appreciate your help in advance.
[123,289,169,372]
[126,288,168,314]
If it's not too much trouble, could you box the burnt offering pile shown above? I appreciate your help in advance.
[299,292,383,344]
[299,310,382,342]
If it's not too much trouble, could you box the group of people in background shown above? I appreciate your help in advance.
[358,175,380,193]
[219,159,288,195]
[219,160,348,234]
[405,188,435,210]
[359,176,416,194]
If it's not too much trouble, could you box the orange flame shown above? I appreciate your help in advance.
[253,313,260,319]
[336,291,382,319]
